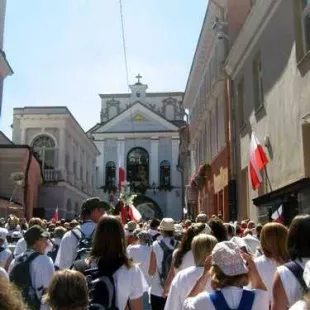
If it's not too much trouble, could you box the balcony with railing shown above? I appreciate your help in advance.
[43,169,63,182]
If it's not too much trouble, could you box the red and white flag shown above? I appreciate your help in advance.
[51,206,58,223]
[118,152,125,191]
[128,204,142,222]
[271,205,284,223]
[249,133,269,190]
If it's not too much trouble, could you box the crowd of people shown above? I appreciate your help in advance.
[0,197,310,310]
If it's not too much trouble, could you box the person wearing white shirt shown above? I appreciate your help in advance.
[55,197,107,269]
[9,225,55,310]
[184,241,269,310]
[272,215,310,310]
[148,218,178,310]
[254,222,289,306]
[0,228,12,271]
[165,234,217,310]
[242,229,260,256]
[72,215,147,310]
[0,266,8,279]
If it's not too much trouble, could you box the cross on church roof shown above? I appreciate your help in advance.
[135,73,142,84]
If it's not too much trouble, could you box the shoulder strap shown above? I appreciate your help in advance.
[209,291,230,310]
[71,227,84,240]
[238,290,255,310]
[26,252,41,264]
[159,240,171,253]
[285,261,308,292]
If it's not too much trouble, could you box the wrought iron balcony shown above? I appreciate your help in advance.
[43,169,62,182]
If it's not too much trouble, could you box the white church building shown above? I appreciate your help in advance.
[88,76,185,220]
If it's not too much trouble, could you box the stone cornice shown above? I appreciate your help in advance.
[225,0,282,78]
[92,132,180,140]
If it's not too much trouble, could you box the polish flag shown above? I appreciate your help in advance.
[51,207,59,223]
[128,204,142,222]
[271,205,284,223]
[249,133,268,190]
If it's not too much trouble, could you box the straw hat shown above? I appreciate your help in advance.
[158,218,175,231]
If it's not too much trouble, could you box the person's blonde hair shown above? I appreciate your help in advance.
[192,234,218,266]
[0,277,29,310]
[43,270,88,310]
[210,265,249,290]
[260,222,289,264]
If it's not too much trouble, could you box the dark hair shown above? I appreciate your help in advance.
[90,215,132,269]
[208,217,228,242]
[150,219,160,229]
[287,215,310,260]
[174,223,206,269]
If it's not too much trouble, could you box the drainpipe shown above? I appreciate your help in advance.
[210,0,225,19]
[176,164,185,220]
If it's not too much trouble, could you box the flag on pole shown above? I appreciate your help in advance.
[271,205,284,223]
[128,204,142,222]
[249,133,269,190]
[51,206,59,223]
[118,152,125,191]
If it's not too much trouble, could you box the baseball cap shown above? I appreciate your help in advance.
[212,241,248,276]
[0,228,8,240]
[24,225,50,247]
[81,197,109,215]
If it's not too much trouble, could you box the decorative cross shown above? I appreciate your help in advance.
[136,73,142,84]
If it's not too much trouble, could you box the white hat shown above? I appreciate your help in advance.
[303,260,310,288]
[0,228,8,240]
[158,218,175,231]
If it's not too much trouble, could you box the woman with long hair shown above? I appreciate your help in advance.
[73,215,147,310]
[272,215,310,310]
[255,222,289,305]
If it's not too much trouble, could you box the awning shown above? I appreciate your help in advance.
[253,177,310,207]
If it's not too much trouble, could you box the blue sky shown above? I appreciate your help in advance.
[0,0,207,138]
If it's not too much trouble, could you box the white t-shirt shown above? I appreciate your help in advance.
[127,243,152,286]
[174,249,195,273]
[165,266,212,310]
[150,237,177,297]
[184,287,269,310]
[9,250,55,310]
[0,266,8,279]
[277,259,310,307]
[289,300,308,310]
[0,247,12,268]
[90,260,148,310]
[55,221,96,269]
[254,255,279,304]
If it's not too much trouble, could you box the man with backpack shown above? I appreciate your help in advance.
[148,218,179,310]
[55,197,109,269]
[9,225,55,310]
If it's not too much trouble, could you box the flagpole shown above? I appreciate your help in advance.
[264,166,273,192]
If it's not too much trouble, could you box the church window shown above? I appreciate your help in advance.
[32,135,56,170]
[165,103,175,120]
[105,161,116,186]
[108,106,118,119]
[127,147,149,185]
[160,160,171,186]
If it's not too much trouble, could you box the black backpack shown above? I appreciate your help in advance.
[72,259,120,310]
[158,239,178,287]
[10,252,41,310]
[71,227,95,260]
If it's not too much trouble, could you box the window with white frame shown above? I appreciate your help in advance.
[252,53,264,111]
[32,135,56,170]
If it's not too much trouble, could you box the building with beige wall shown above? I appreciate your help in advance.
[12,107,99,219]
[225,0,310,223]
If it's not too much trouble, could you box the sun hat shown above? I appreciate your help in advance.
[303,260,310,288]
[158,218,175,231]
[24,225,50,247]
[0,228,8,240]
[124,221,137,232]
[212,241,248,276]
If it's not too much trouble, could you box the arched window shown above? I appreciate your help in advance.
[160,160,171,186]
[127,147,149,185]
[105,161,116,186]
[32,135,56,169]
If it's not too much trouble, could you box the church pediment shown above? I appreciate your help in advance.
[91,102,179,134]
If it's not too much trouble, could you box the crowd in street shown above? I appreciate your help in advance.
[0,197,310,310]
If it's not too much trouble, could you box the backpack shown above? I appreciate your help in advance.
[151,233,160,242]
[47,243,59,262]
[209,290,255,310]
[71,227,95,260]
[72,259,120,310]
[285,261,308,293]
[158,239,179,287]
[10,252,41,310]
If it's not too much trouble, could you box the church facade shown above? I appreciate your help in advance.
[88,77,186,220]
